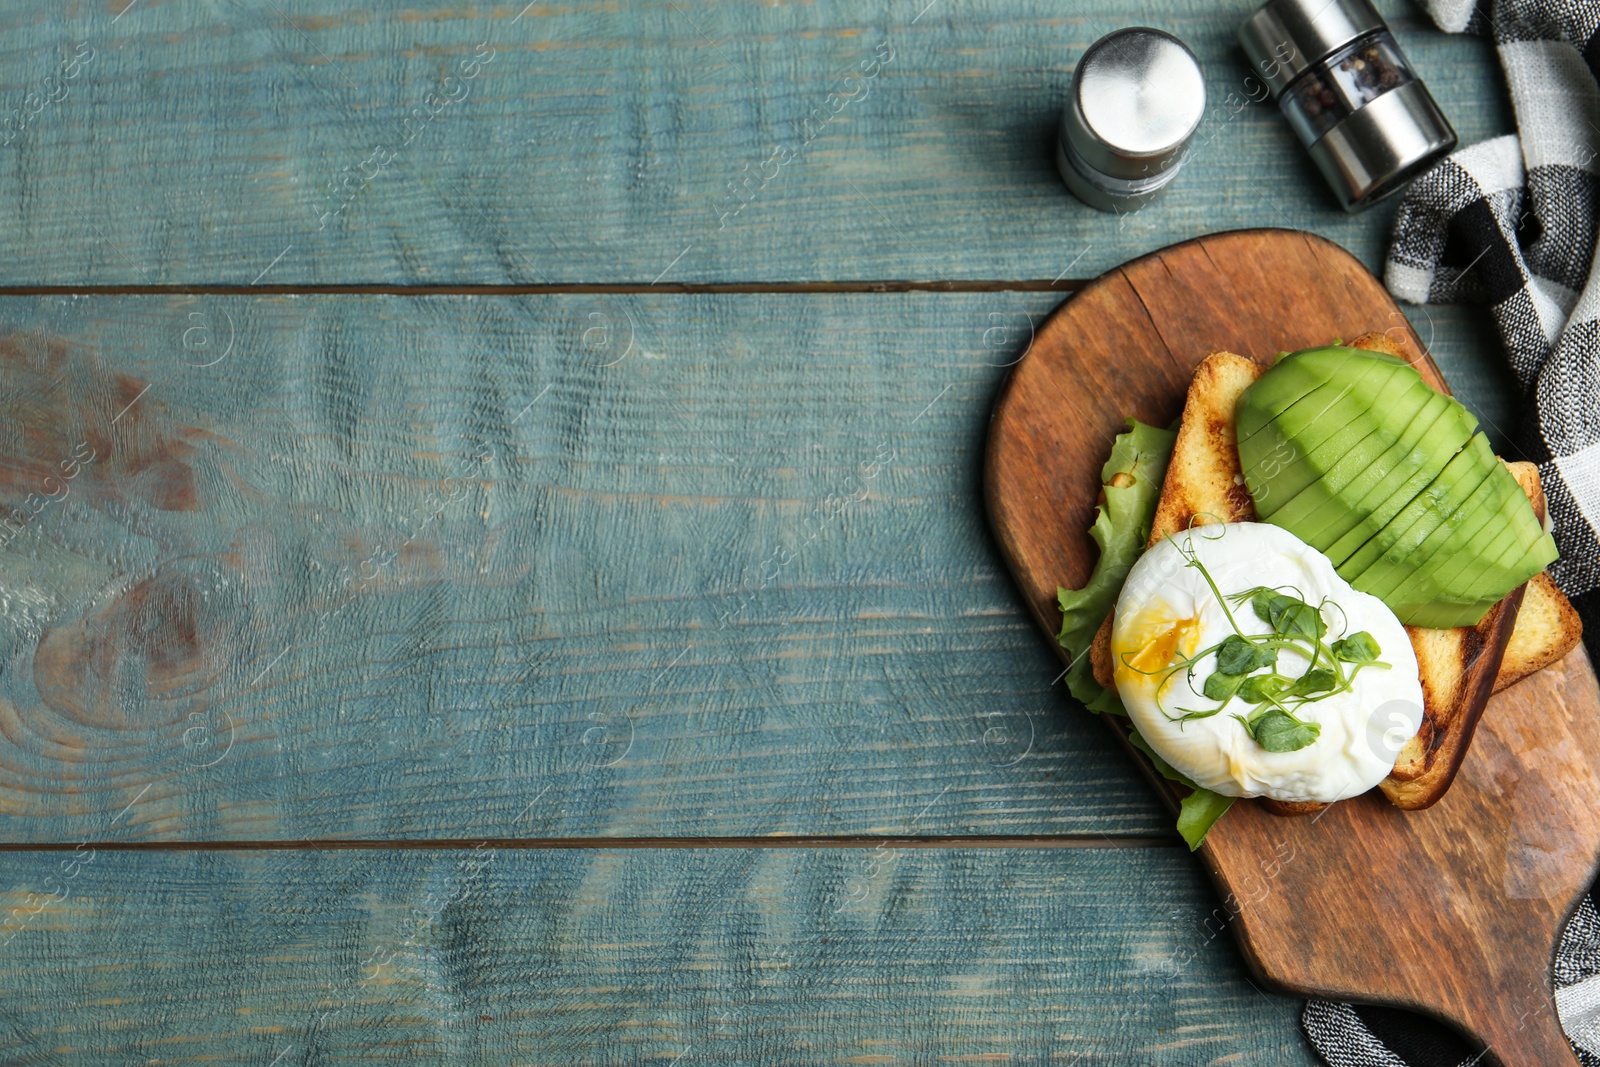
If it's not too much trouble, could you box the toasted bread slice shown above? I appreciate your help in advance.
[1379,587,1523,807]
[1497,571,1583,691]
[1088,348,1262,690]
[1491,464,1581,691]
[1145,349,1263,542]
[1089,335,1581,815]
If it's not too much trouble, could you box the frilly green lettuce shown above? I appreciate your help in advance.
[1055,417,1235,850]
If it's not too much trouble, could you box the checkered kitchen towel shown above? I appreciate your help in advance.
[1305,0,1600,1063]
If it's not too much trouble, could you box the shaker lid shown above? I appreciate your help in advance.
[1238,0,1386,97]
[1063,28,1206,183]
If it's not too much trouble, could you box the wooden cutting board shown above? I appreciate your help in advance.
[985,228,1600,1066]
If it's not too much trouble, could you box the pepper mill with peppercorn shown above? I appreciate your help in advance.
[1239,0,1457,211]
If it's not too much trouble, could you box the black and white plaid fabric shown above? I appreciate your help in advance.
[1385,0,1600,602]
[1304,0,1600,1063]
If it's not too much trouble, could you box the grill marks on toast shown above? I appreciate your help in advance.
[1382,586,1522,808]
[1379,462,1579,808]
[1084,334,1581,813]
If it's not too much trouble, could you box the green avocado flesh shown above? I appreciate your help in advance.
[1383,464,1544,603]
[1234,355,1341,444]
[1347,439,1502,600]
[1381,475,1519,601]
[1338,435,1497,592]
[1272,392,1456,557]
[1321,397,1480,567]
[1241,355,1413,513]
[1235,345,1556,626]
[1388,528,1559,629]
[1235,345,1408,445]
[1260,376,1437,537]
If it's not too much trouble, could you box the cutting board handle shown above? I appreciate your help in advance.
[1449,975,1581,1067]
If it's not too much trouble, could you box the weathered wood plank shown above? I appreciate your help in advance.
[0,290,1152,841]
[0,0,1507,284]
[0,294,1507,841]
[0,846,1319,1064]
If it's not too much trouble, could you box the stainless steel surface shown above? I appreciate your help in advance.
[1055,27,1205,212]
[1053,138,1175,213]
[1238,0,1387,97]
[1305,79,1457,210]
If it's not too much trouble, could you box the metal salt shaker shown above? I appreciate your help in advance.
[1055,27,1207,213]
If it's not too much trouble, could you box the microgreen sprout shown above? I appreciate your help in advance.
[1117,524,1391,753]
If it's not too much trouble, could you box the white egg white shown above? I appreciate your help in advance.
[1111,522,1423,804]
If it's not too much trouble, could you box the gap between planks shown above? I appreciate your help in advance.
[0,280,1087,296]
[0,834,1182,852]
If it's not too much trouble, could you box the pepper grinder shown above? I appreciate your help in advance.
[1239,0,1456,211]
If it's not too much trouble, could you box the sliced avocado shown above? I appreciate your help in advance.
[1383,474,1525,607]
[1393,595,1502,630]
[1235,367,1332,445]
[1388,521,1554,629]
[1236,345,1409,446]
[1486,528,1561,594]
[1290,390,1454,554]
[1389,471,1547,607]
[1336,493,1438,590]
[1339,434,1498,594]
[1241,356,1411,513]
[1230,346,1531,623]
[1262,376,1437,544]
[1364,463,1519,602]
[1254,406,1383,517]
[1321,398,1480,567]
[1259,420,1387,535]
[1357,434,1500,585]
[1379,469,1545,628]
[1235,347,1358,444]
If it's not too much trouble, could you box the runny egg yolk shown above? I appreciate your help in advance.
[1113,607,1203,702]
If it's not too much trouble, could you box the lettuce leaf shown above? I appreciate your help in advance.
[1177,788,1237,850]
[1124,679,1236,851]
[1055,418,1176,716]
[1055,417,1235,851]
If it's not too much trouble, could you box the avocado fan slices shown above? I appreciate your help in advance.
[1235,345,1558,627]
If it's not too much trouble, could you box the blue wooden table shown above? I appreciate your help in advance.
[0,1,1515,1062]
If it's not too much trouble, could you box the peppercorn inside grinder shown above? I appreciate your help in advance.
[1239,0,1456,211]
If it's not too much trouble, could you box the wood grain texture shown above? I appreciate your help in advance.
[0,2,1530,1052]
[0,845,1319,1065]
[0,0,1507,285]
[0,291,1166,842]
[986,229,1600,1066]
[0,293,1519,844]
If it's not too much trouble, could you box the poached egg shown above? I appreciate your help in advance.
[1111,522,1423,804]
